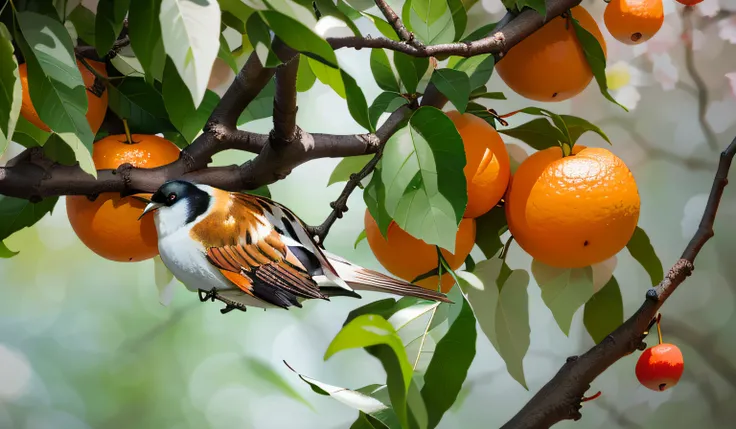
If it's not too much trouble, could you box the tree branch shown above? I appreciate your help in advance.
[682,6,719,151]
[271,47,300,147]
[374,0,417,45]
[501,136,736,429]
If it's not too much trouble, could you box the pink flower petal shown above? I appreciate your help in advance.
[697,0,721,18]
[651,53,679,91]
[718,16,736,44]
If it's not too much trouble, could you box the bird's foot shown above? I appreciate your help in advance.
[198,289,217,302]
[220,304,245,315]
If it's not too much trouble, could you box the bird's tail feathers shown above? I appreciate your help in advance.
[322,250,452,303]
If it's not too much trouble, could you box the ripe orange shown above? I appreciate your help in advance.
[604,0,664,45]
[505,145,640,268]
[19,59,109,135]
[635,343,684,391]
[495,6,607,102]
[446,111,511,219]
[66,134,181,262]
[364,209,476,293]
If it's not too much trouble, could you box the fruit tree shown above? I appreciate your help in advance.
[1,0,735,428]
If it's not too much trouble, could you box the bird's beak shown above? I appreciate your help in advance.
[138,202,163,220]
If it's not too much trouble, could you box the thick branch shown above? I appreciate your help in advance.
[271,51,300,146]
[501,136,736,429]
[374,0,416,44]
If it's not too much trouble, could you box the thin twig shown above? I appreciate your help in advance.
[374,0,417,45]
[682,6,719,151]
[501,136,736,428]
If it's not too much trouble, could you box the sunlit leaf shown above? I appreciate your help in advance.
[361,12,400,41]
[447,0,467,41]
[430,69,470,113]
[355,229,367,248]
[498,118,566,151]
[409,0,454,45]
[393,52,429,94]
[325,314,413,429]
[448,54,494,91]
[342,70,373,131]
[296,55,316,92]
[260,9,338,68]
[238,78,275,125]
[218,35,238,73]
[364,164,393,238]
[328,154,373,186]
[371,49,400,93]
[380,107,467,251]
[308,57,345,98]
[369,91,408,130]
[159,0,221,107]
[626,226,663,286]
[531,260,595,336]
[162,59,220,143]
[583,276,623,344]
[0,241,18,258]
[0,23,22,156]
[559,115,611,145]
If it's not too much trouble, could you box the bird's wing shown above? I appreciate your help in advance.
[190,190,327,309]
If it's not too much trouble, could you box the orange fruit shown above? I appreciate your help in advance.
[495,6,607,102]
[604,0,664,45]
[505,145,640,268]
[446,111,511,219]
[635,343,684,391]
[364,209,476,293]
[19,59,109,134]
[66,134,181,262]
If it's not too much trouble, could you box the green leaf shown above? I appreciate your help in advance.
[12,116,51,148]
[531,260,595,336]
[474,205,507,258]
[447,0,467,41]
[361,13,400,41]
[369,91,408,131]
[328,154,373,186]
[325,314,413,429]
[244,357,313,410]
[350,412,389,429]
[570,15,627,112]
[0,195,58,242]
[0,23,22,156]
[238,78,275,125]
[67,5,96,46]
[420,295,476,429]
[128,0,165,83]
[511,107,571,144]
[429,69,470,113]
[247,12,281,68]
[461,21,497,42]
[296,55,316,92]
[260,10,338,68]
[342,70,373,132]
[344,298,398,326]
[469,88,506,101]
[393,53,429,94]
[449,54,494,91]
[515,0,546,16]
[219,0,255,26]
[381,107,467,252]
[159,0,221,107]
[559,115,611,145]
[409,0,455,45]
[498,118,567,151]
[308,57,345,98]
[457,259,530,389]
[95,0,130,56]
[43,133,76,165]
[107,78,176,134]
[354,229,367,249]
[583,276,623,344]
[15,11,96,177]
[314,0,362,36]
[465,102,496,128]
[370,49,400,93]
[626,226,663,286]
[162,59,220,143]
[364,166,394,239]
[218,35,238,73]
[0,241,18,258]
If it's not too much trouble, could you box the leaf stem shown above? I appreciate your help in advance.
[123,119,133,144]
[413,305,438,371]
[656,312,663,345]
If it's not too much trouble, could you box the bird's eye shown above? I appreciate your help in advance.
[168,193,177,202]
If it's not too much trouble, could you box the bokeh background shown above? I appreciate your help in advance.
[2,0,736,428]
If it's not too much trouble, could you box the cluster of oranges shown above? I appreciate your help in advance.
[19,60,181,262]
[495,2,701,103]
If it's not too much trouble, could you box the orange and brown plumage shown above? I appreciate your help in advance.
[140,180,451,314]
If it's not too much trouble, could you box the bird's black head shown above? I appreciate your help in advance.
[140,180,211,228]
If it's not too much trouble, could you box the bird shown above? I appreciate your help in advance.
[138,180,451,314]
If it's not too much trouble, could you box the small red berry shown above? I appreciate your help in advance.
[676,0,704,5]
[635,343,684,391]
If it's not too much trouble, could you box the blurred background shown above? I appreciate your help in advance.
[2,0,736,428]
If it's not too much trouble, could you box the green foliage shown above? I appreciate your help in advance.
[342,70,373,132]
[15,10,96,176]
[0,23,21,156]
[0,195,59,254]
[260,9,338,67]
[163,59,220,144]
[238,78,275,125]
[627,227,664,286]
[405,0,456,45]
[393,53,429,94]
[429,69,470,113]
[474,206,508,258]
[371,49,401,93]
[247,12,281,67]
[328,155,373,186]
[68,4,96,46]
[503,0,546,16]
[95,0,130,56]
[364,165,393,238]
[296,55,317,92]
[570,14,628,112]
[531,260,595,336]
[128,0,165,83]
[447,54,494,92]
[380,107,467,251]
[0,241,18,258]
[369,92,408,130]
[584,276,624,344]
[107,78,176,134]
